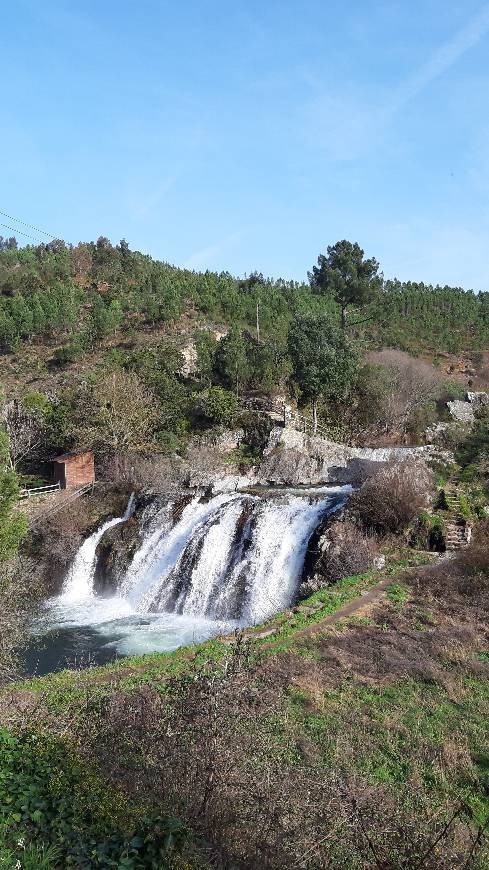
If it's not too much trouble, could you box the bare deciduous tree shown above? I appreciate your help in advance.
[367,349,441,439]
[76,370,158,459]
[0,557,46,685]
[2,400,47,471]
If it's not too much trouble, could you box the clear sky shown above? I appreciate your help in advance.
[2,1,489,289]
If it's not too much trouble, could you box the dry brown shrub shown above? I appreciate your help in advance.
[459,519,489,581]
[76,640,487,870]
[181,445,229,486]
[101,452,184,492]
[413,521,489,603]
[350,459,433,533]
[319,520,379,584]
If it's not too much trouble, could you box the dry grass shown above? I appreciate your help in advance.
[57,542,489,870]
[3,524,488,868]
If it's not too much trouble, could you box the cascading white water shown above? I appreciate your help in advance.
[33,485,350,673]
[242,495,335,623]
[120,492,242,609]
[60,493,135,602]
[122,486,350,623]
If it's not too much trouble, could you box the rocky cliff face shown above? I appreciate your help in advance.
[92,493,181,595]
[258,427,443,486]
[298,516,384,600]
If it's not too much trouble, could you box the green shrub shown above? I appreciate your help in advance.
[0,728,189,868]
[49,339,84,368]
[458,492,472,519]
[415,511,445,550]
[200,386,238,426]
[0,823,60,870]
[17,474,50,490]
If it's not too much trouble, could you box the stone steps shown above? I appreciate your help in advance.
[440,487,470,551]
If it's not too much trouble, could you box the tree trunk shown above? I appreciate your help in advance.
[256,300,260,344]
[312,398,318,435]
[341,305,347,330]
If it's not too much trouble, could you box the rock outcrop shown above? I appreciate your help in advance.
[299,517,379,599]
[447,391,489,424]
[258,426,443,486]
[447,400,476,424]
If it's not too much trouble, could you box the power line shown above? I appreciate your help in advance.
[0,210,55,239]
[0,223,49,244]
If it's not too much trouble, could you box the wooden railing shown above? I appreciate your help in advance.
[19,482,61,499]
[286,411,333,440]
[238,399,342,442]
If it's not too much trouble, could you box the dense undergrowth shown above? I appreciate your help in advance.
[0,729,195,868]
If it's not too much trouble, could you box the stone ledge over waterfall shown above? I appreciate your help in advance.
[259,426,446,486]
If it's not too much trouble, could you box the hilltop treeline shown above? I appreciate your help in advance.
[0,236,488,357]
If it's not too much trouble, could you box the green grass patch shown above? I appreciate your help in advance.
[386,581,410,608]
[275,676,489,823]
[6,552,432,714]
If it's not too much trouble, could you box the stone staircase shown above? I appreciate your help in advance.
[443,488,470,551]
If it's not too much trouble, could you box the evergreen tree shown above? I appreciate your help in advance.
[288,313,357,432]
[214,328,249,396]
[0,429,27,562]
[310,240,382,329]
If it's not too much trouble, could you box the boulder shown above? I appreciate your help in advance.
[179,341,198,376]
[466,391,489,408]
[447,400,475,424]
[210,475,252,494]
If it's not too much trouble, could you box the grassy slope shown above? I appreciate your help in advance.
[6,554,427,709]
[0,318,195,396]
[2,551,488,863]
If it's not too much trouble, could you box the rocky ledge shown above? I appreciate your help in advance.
[258,426,449,486]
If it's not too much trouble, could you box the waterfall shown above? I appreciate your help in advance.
[120,485,351,624]
[33,484,352,673]
[60,493,135,602]
[120,493,244,609]
[42,485,350,658]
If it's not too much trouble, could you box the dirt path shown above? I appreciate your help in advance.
[293,577,392,641]
[248,578,394,648]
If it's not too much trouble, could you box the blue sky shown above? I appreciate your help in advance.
[2,1,489,289]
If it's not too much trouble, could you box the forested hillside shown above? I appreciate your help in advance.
[1,236,488,868]
[0,236,488,466]
[1,235,488,358]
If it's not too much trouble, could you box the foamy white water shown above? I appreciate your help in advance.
[120,492,243,609]
[59,494,135,602]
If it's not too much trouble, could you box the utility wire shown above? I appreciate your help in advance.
[0,223,50,244]
[0,210,55,239]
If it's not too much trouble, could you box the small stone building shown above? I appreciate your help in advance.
[52,450,95,490]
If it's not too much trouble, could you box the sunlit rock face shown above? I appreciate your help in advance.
[447,391,489,424]
[259,426,440,486]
